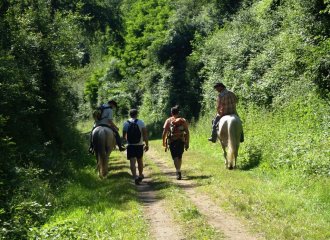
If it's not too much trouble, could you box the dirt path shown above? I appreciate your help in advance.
[136,168,185,240]
[145,149,262,240]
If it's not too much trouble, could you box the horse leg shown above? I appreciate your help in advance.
[97,150,107,179]
[233,146,238,169]
[221,144,228,168]
[105,147,111,172]
[227,145,235,170]
[96,154,104,179]
[102,152,109,178]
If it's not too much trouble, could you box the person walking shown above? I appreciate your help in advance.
[162,105,189,180]
[123,109,149,185]
[208,83,244,143]
[89,100,125,153]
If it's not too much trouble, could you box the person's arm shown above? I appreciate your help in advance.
[217,95,225,117]
[162,119,169,148]
[108,119,119,131]
[106,108,119,131]
[184,121,190,150]
[162,128,168,148]
[142,127,149,151]
[216,95,221,115]
[122,125,127,141]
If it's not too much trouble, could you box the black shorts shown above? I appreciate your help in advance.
[169,140,184,159]
[127,145,144,160]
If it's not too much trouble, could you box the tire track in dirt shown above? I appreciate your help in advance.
[146,149,262,240]
[136,168,185,240]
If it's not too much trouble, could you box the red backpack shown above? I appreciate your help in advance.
[168,117,186,141]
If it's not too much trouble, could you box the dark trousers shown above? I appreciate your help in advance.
[211,115,221,139]
[210,115,244,142]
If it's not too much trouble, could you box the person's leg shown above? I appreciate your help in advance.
[129,157,137,179]
[136,157,144,181]
[137,158,143,176]
[127,145,138,184]
[170,141,184,180]
[174,157,182,179]
[208,115,221,143]
[113,130,126,151]
[136,145,144,182]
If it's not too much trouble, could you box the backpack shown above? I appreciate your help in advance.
[93,105,111,121]
[168,117,186,141]
[127,119,141,144]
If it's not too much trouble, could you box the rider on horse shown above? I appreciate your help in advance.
[89,100,126,153]
[208,83,244,143]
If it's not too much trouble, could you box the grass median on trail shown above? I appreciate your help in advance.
[148,138,330,240]
[143,156,225,240]
[30,152,150,240]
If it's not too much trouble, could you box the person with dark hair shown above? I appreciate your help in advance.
[123,109,149,185]
[89,100,125,153]
[208,83,244,143]
[162,105,189,180]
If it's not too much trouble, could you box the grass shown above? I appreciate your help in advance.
[146,101,330,240]
[29,152,150,240]
[143,156,225,239]
[148,139,330,239]
[29,122,224,239]
[46,102,329,240]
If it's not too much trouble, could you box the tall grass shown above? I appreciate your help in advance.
[148,95,330,239]
[192,94,330,176]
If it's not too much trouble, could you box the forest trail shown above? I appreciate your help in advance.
[142,148,261,240]
[135,169,184,240]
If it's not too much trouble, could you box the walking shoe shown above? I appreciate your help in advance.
[208,137,216,143]
[134,177,140,185]
[176,172,182,180]
[138,174,144,183]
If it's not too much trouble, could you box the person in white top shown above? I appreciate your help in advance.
[123,109,149,185]
[89,100,125,154]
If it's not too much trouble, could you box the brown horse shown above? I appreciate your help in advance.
[92,126,116,178]
[217,114,242,169]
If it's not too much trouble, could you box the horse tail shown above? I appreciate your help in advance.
[92,127,109,178]
[227,116,241,169]
[227,123,235,168]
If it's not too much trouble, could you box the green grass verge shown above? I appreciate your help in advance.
[144,156,225,239]
[29,152,150,240]
[148,138,330,240]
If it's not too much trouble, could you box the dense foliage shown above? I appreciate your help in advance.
[0,1,120,239]
[0,0,329,238]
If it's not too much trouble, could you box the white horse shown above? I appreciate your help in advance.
[92,126,116,178]
[217,114,242,169]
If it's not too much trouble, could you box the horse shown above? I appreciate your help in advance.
[217,114,242,170]
[92,126,116,178]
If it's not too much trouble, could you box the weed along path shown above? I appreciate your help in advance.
[135,169,184,240]
[144,148,261,240]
